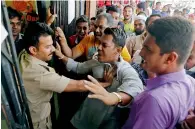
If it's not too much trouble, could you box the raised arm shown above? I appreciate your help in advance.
[55,27,72,57]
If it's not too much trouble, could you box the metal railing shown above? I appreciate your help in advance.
[1,1,33,129]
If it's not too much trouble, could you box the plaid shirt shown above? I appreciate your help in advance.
[131,62,148,85]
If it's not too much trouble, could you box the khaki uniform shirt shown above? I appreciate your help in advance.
[19,50,70,123]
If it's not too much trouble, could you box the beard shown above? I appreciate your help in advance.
[135,29,144,35]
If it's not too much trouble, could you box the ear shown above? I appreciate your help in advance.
[29,46,38,55]
[116,47,123,54]
[165,52,178,65]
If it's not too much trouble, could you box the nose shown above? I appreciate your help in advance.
[13,23,17,29]
[81,28,84,33]
[139,47,144,57]
[96,27,100,33]
[52,45,56,52]
[98,44,102,51]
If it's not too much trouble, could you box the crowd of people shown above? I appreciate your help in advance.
[6,1,195,129]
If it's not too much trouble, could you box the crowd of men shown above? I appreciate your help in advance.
[7,1,195,129]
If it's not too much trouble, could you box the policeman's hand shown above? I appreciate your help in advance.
[55,27,66,42]
[84,75,118,105]
[55,42,64,58]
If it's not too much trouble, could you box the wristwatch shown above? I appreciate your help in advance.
[112,92,122,104]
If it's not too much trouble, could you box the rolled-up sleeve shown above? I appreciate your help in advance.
[40,71,70,93]
[66,58,79,73]
[66,58,100,74]
[117,66,144,98]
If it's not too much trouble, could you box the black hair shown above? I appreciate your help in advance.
[76,15,90,26]
[23,22,54,53]
[106,5,119,13]
[137,2,146,11]
[104,27,127,48]
[145,14,161,27]
[124,5,134,11]
[156,2,161,5]
[90,17,96,21]
[148,17,195,65]
[7,6,22,20]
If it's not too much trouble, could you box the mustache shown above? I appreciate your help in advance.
[48,52,54,56]
[94,32,101,36]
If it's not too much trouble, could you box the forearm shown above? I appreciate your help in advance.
[60,38,73,57]
[64,79,88,92]
[111,92,132,106]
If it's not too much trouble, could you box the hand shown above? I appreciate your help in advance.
[84,75,118,105]
[46,14,57,26]
[55,42,64,58]
[92,52,98,60]
[181,109,195,129]
[103,64,117,83]
[46,7,57,26]
[55,27,66,41]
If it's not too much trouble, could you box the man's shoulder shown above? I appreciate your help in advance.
[22,62,52,75]
[126,35,136,44]
[76,35,95,46]
[118,61,138,76]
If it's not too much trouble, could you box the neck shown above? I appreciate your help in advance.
[13,35,18,41]
[112,56,120,63]
[157,65,184,76]
[124,18,131,23]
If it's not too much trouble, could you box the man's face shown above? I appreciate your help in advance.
[76,22,89,39]
[156,3,161,10]
[108,11,120,26]
[134,19,145,35]
[186,44,195,70]
[123,7,133,20]
[90,20,96,32]
[98,34,119,63]
[33,35,55,62]
[94,18,108,40]
[140,34,169,75]
[10,17,22,37]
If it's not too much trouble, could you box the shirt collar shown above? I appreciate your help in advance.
[20,50,48,66]
[146,69,186,90]
[75,35,79,44]
[115,56,125,80]
[141,31,147,40]
[15,33,23,42]
[189,66,195,72]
